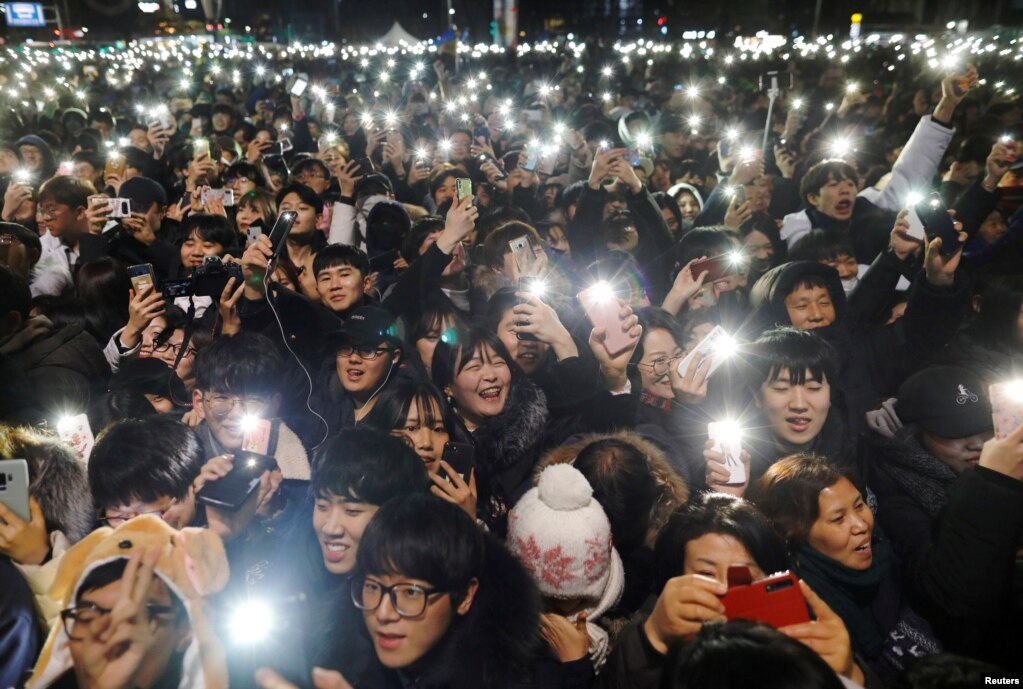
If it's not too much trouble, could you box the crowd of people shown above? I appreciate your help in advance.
[1,29,1023,689]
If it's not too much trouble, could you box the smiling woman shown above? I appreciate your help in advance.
[748,454,942,681]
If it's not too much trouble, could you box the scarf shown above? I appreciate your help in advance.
[874,427,957,518]
[796,539,893,658]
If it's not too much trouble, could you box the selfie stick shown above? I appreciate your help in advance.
[761,73,781,158]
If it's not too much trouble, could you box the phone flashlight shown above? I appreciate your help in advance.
[230,600,274,644]
[588,281,616,304]
[905,191,924,207]
[56,416,75,434]
[240,414,261,432]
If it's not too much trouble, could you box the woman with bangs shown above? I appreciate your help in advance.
[408,302,462,376]
[363,377,478,520]
[431,319,640,532]
[234,188,277,238]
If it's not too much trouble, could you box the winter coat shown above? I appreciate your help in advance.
[0,556,40,689]
[744,259,970,435]
[869,426,1023,667]
[532,431,689,612]
[779,115,955,264]
[4,324,109,417]
[342,532,542,689]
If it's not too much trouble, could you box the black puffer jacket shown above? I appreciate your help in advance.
[869,425,1023,667]
[5,323,109,418]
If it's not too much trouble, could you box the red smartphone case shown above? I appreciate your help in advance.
[691,253,738,283]
[720,567,811,628]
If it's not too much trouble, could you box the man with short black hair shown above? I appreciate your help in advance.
[88,416,205,528]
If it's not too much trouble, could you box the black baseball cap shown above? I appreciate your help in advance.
[333,306,403,348]
[896,366,993,439]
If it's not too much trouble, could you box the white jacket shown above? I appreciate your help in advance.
[780,115,955,249]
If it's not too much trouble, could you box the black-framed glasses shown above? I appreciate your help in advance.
[351,578,446,618]
[60,602,177,640]
[336,344,394,361]
[634,351,684,376]
[153,341,198,357]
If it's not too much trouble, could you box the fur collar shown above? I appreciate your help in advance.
[473,377,549,473]
[533,431,689,549]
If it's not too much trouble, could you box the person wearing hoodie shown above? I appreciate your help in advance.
[15,134,57,184]
[26,516,229,689]
[665,182,703,234]
[744,218,971,432]
[778,69,974,264]
[866,366,1023,668]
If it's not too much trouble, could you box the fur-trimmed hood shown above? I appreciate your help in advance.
[474,377,549,473]
[532,431,689,549]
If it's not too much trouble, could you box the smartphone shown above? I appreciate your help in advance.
[629,148,642,166]
[368,249,399,272]
[108,198,132,219]
[193,138,210,161]
[0,233,11,262]
[514,277,544,342]
[721,567,811,628]
[267,211,299,262]
[675,325,735,380]
[719,139,731,159]
[989,382,1023,439]
[441,442,475,482]
[290,77,308,97]
[904,205,926,241]
[473,123,490,142]
[691,253,742,284]
[58,160,74,176]
[0,459,30,522]
[577,284,639,356]
[522,149,540,173]
[200,188,236,207]
[915,192,960,257]
[196,451,278,512]
[523,108,543,123]
[355,156,374,176]
[732,185,747,205]
[455,177,472,201]
[127,263,156,293]
[241,419,273,455]
[105,155,126,177]
[508,235,537,275]
[708,421,744,485]
[56,414,95,461]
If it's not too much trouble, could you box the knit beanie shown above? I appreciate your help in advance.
[507,463,616,601]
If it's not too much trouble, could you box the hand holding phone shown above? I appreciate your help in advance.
[577,284,639,356]
[720,567,811,628]
[267,211,299,262]
[916,192,961,257]
[0,459,30,523]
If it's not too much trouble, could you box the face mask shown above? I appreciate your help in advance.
[410,103,429,116]
[841,276,859,295]
[749,256,773,273]
[681,218,695,232]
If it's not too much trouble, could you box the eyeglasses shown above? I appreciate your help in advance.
[635,351,684,376]
[336,344,394,361]
[60,602,177,640]
[202,393,270,416]
[351,578,446,618]
[296,171,327,180]
[153,340,198,357]
[100,499,177,527]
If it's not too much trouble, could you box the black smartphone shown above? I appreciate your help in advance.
[196,451,278,512]
[473,123,490,142]
[267,211,299,262]
[355,156,374,176]
[368,249,399,272]
[915,192,961,257]
[441,442,474,481]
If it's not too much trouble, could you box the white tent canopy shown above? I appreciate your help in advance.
[378,22,422,47]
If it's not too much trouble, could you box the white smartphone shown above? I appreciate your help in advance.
[708,422,745,485]
[290,77,308,97]
[0,459,31,522]
[676,326,736,379]
[904,206,926,241]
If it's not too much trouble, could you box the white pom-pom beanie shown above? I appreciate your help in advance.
[507,463,617,601]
